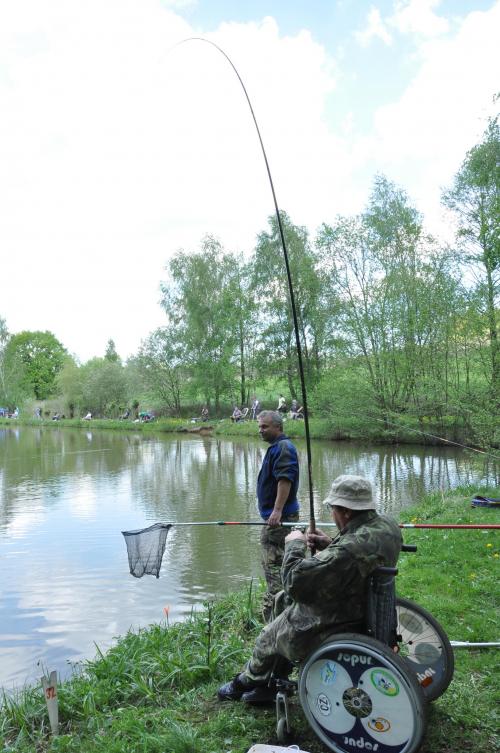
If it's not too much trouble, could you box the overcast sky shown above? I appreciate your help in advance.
[1,0,498,362]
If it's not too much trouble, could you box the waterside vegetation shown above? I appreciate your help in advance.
[1,489,498,753]
[0,411,489,448]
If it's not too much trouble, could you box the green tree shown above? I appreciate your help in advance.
[0,316,9,401]
[317,177,464,426]
[443,115,500,399]
[161,237,243,413]
[134,327,185,415]
[227,261,258,405]
[80,358,127,417]
[105,339,120,363]
[3,330,67,400]
[251,212,326,396]
[56,357,83,417]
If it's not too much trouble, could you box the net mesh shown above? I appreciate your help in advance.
[122,523,172,578]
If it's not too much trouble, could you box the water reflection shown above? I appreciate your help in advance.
[0,426,497,690]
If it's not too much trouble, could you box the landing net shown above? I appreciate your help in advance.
[122,523,172,578]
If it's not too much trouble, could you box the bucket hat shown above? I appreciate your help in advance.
[323,474,376,510]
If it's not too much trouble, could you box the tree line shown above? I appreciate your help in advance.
[1,117,498,445]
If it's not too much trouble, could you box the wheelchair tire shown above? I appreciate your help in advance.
[396,596,454,702]
[298,633,426,753]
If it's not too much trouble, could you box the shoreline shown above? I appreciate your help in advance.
[0,415,490,450]
[1,488,498,752]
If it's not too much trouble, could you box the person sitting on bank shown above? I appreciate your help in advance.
[218,475,402,704]
[277,394,287,415]
[290,400,304,420]
[201,405,209,421]
[83,412,92,420]
[230,405,243,423]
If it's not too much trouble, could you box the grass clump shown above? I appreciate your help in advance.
[1,489,498,752]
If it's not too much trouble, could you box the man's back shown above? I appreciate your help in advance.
[277,511,401,659]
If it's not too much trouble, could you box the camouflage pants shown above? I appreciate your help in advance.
[244,608,356,685]
[260,513,300,622]
[244,610,295,683]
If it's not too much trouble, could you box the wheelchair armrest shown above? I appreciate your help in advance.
[371,566,398,577]
[402,544,417,552]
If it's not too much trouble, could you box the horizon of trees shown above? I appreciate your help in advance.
[1,117,498,445]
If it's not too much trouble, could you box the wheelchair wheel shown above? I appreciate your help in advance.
[298,633,426,753]
[396,597,454,702]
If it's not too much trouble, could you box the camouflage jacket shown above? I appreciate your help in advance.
[278,510,402,655]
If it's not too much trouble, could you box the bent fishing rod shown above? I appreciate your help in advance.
[177,37,316,534]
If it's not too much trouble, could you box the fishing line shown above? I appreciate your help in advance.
[174,37,316,532]
[327,407,500,461]
[365,415,500,459]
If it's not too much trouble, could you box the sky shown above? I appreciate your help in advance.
[0,0,498,363]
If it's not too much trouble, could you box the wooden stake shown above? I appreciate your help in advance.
[41,670,59,735]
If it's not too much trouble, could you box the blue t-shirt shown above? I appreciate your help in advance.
[257,434,300,519]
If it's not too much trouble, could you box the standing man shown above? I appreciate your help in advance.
[251,396,260,420]
[257,410,300,622]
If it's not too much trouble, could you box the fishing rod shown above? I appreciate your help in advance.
[177,37,316,534]
[124,520,500,530]
[450,641,500,649]
[122,517,498,577]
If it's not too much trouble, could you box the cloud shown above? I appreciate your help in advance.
[0,4,347,360]
[354,6,393,47]
[161,0,196,8]
[389,0,449,38]
[360,1,499,236]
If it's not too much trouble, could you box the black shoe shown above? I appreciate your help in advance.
[217,673,255,702]
[241,684,277,705]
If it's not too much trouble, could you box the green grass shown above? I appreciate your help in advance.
[0,417,189,433]
[1,489,499,753]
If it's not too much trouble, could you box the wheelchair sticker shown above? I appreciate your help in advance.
[370,669,399,696]
[316,693,332,716]
[320,660,337,685]
[368,717,391,733]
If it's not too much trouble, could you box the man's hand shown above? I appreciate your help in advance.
[267,478,292,527]
[267,508,282,527]
[306,528,332,551]
[285,529,306,544]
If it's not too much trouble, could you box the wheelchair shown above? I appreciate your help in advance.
[274,544,454,752]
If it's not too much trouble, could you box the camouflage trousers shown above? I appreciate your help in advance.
[244,609,296,683]
[243,605,356,685]
[260,513,300,622]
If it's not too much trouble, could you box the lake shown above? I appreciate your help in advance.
[0,424,497,690]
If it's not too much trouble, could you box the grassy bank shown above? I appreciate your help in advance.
[0,415,476,447]
[0,417,186,433]
[1,488,498,753]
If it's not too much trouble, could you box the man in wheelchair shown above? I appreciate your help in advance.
[218,474,402,704]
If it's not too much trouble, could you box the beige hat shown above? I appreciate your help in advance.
[323,474,376,510]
